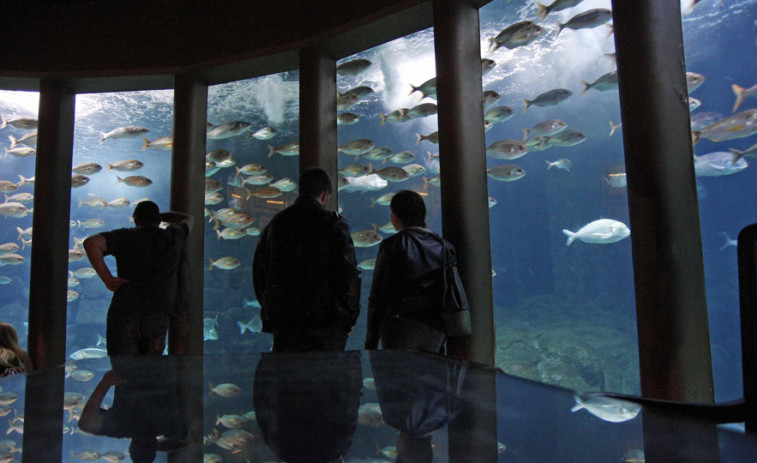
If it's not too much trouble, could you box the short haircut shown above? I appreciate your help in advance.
[299,167,333,198]
[390,190,426,228]
[133,200,161,226]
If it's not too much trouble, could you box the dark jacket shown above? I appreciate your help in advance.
[253,196,361,332]
[365,227,452,349]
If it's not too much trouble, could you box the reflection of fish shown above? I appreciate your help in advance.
[487,164,526,182]
[556,9,613,37]
[69,348,107,360]
[351,229,383,247]
[731,83,757,113]
[694,152,748,177]
[99,126,149,143]
[336,58,372,76]
[571,394,641,423]
[524,89,571,112]
[237,316,262,334]
[209,257,242,270]
[563,219,630,246]
[204,315,218,341]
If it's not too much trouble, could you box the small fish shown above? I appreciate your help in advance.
[237,316,262,335]
[522,119,567,139]
[339,163,372,177]
[409,77,437,100]
[563,219,630,246]
[106,159,143,172]
[339,138,376,156]
[0,202,30,218]
[387,150,415,164]
[486,140,528,160]
[351,229,383,247]
[243,298,261,309]
[340,86,374,101]
[482,90,500,109]
[536,0,585,19]
[216,413,250,429]
[208,256,241,270]
[609,120,622,136]
[69,348,107,360]
[357,402,383,428]
[141,135,173,151]
[686,72,706,93]
[77,218,105,229]
[581,71,618,94]
[73,267,97,279]
[691,111,724,131]
[70,450,100,461]
[116,175,152,187]
[78,196,107,209]
[379,108,410,125]
[416,131,439,145]
[689,97,701,111]
[0,181,18,194]
[402,163,426,177]
[205,192,224,206]
[4,146,35,158]
[484,106,514,124]
[17,175,34,187]
[209,383,241,398]
[0,116,37,130]
[720,232,738,251]
[267,141,299,157]
[269,177,296,192]
[524,89,572,112]
[406,102,437,119]
[481,58,496,75]
[107,197,131,209]
[207,121,251,140]
[337,93,360,112]
[0,254,24,267]
[99,126,149,143]
[571,393,641,423]
[694,152,748,177]
[546,158,572,171]
[488,196,497,208]
[336,58,372,76]
[489,20,545,52]
[101,451,126,463]
[337,112,360,125]
[556,8,613,37]
[0,393,18,406]
[8,130,37,148]
[69,369,95,382]
[487,164,526,182]
[0,243,19,254]
[249,126,276,140]
[236,163,267,176]
[0,277,11,285]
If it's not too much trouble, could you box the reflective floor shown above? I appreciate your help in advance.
[2,351,756,462]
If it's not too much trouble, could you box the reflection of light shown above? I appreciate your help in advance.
[417,191,429,196]
[0,90,39,115]
[231,194,242,199]
[266,200,284,205]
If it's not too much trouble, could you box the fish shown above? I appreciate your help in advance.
[100,451,126,463]
[16,227,32,241]
[243,298,261,309]
[237,316,262,335]
[402,163,426,177]
[357,402,383,428]
[0,116,37,130]
[77,218,105,229]
[249,126,276,140]
[373,166,409,182]
[686,72,706,93]
[337,112,360,125]
[556,8,613,37]
[245,226,261,236]
[571,393,641,423]
[67,270,80,287]
[209,256,241,270]
[209,383,241,398]
[342,174,388,193]
[484,106,515,124]
[141,135,173,151]
[358,258,377,270]
[340,86,374,101]
[206,121,251,140]
[522,119,567,139]
[336,58,372,76]
[694,151,748,177]
[337,93,360,112]
[205,179,223,193]
[371,193,395,207]
[486,140,528,160]
[409,77,437,100]
[4,146,35,158]
[689,97,701,111]
[71,450,100,461]
[536,0,585,18]
[8,131,37,148]
[481,58,496,75]
[339,138,376,156]
[729,142,757,161]
[0,202,30,218]
[107,197,130,209]
[268,141,300,157]
[78,196,107,209]
[106,159,143,172]
[545,129,587,147]
[581,71,618,94]
[731,83,757,113]
[73,267,97,279]
[206,161,220,177]
[387,150,415,164]
[0,254,23,267]
[17,175,34,187]
[69,369,95,382]
[204,315,219,341]
[0,243,19,254]
[693,109,757,144]
[0,181,18,194]
[0,393,18,406]
[362,146,395,162]
[339,163,372,177]
[69,348,107,360]
[351,229,383,247]
[205,192,224,206]
[488,197,497,208]
[99,126,149,143]
[720,232,738,251]
[236,163,268,176]
[0,277,11,285]
[416,131,439,145]
[489,20,545,52]
[206,149,232,163]
[216,413,250,429]
[609,120,622,136]
[116,175,152,187]
[424,174,441,188]
[524,89,572,112]
[253,186,283,199]
[563,219,630,246]
[217,212,254,229]
[487,164,526,182]
[546,158,572,171]
[269,177,297,192]
[68,248,86,262]
[605,172,627,188]
[379,108,410,125]
[406,102,437,119]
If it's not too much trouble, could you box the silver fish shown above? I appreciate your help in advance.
[409,77,437,100]
[489,20,545,52]
[487,164,526,182]
[106,159,143,172]
[4,146,35,158]
[556,8,613,37]
[486,140,528,160]
[339,138,375,156]
[387,151,415,164]
[206,149,232,163]
[267,141,300,157]
[337,113,360,125]
[207,121,251,140]
[141,135,172,151]
[208,256,241,270]
[732,83,757,113]
[416,131,439,145]
[351,229,383,247]
[269,177,297,192]
[581,71,618,94]
[342,174,388,193]
[116,175,152,187]
[524,89,572,112]
[693,109,757,144]
[563,219,630,246]
[522,119,567,139]
[536,0,585,19]
[694,151,748,177]
[8,131,37,148]
[687,72,706,93]
[482,90,500,109]
[336,58,372,76]
[373,166,409,182]
[250,126,276,140]
[484,106,514,123]
[72,162,102,175]
[99,126,149,143]
[0,116,37,130]
[406,102,437,119]
[379,108,410,126]
[546,158,572,171]
[545,129,587,147]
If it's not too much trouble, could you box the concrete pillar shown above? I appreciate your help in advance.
[433,0,495,365]
[612,0,714,402]
[299,47,338,210]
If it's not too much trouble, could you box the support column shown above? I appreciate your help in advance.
[612,0,714,402]
[433,0,495,365]
[299,47,338,210]
[24,78,75,462]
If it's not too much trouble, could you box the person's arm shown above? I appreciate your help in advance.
[78,370,124,434]
[160,211,194,232]
[83,235,128,292]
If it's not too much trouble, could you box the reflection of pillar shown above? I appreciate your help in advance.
[432,0,494,364]
[299,47,338,210]
[170,72,207,356]
[612,0,714,402]
[28,79,74,369]
[24,367,66,462]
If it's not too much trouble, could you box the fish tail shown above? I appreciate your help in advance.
[116,176,123,184]
[570,403,584,412]
[99,132,105,144]
[267,145,275,158]
[379,113,386,126]
[3,148,8,158]
[216,229,222,241]
[208,259,215,270]
[562,229,576,246]
[487,37,500,54]
[8,136,17,149]
[408,84,418,96]
[246,188,253,201]
[208,383,214,396]
[732,84,746,113]
[580,81,591,95]
[422,177,429,191]
[141,137,150,151]
[523,99,530,113]
[691,131,701,145]
[237,321,247,335]
[0,115,6,130]
[535,2,549,19]
[370,198,376,208]
[77,198,83,208]
[521,128,530,141]
[609,121,617,137]
[729,147,744,163]
[605,24,614,39]
[546,161,553,170]
[555,23,564,39]
[416,133,423,145]
[719,232,733,251]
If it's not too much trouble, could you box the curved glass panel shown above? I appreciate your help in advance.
[480,0,638,393]
[204,72,299,353]
[336,28,440,350]
[684,0,757,401]
[67,90,174,359]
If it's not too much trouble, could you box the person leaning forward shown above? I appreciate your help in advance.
[253,167,361,353]
[83,201,193,356]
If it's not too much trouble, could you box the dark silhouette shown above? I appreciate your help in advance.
[253,167,361,352]
[83,201,192,355]
[0,322,33,376]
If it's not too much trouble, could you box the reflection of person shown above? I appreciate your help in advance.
[78,357,187,463]
[253,351,362,463]
[253,167,361,352]
[83,201,193,355]
[365,190,450,353]
[0,322,33,376]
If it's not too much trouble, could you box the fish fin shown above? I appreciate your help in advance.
[719,232,734,251]
[487,37,501,54]
[729,148,744,163]
[726,124,746,133]
[408,84,418,96]
[580,81,590,95]
[535,2,549,19]
[545,161,553,170]
[208,259,215,270]
[416,133,423,145]
[267,145,275,158]
[3,148,8,158]
[99,132,105,144]
[605,24,614,39]
[555,23,564,39]
[521,128,530,141]
[562,229,576,246]
[691,131,701,145]
[732,84,746,113]
[216,229,222,241]
[8,136,16,149]
[379,113,386,126]
[570,403,584,412]
[0,116,6,130]
[141,137,150,151]
[523,99,530,113]
[422,177,430,191]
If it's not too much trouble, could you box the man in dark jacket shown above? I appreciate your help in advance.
[253,167,361,352]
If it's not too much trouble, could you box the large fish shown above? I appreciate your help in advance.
[692,109,757,144]
[563,219,630,245]
[694,152,748,177]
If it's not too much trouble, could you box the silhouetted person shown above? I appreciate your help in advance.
[83,201,192,355]
[253,167,361,352]
[0,322,32,376]
[365,190,451,353]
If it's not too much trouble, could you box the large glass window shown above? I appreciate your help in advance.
[204,72,300,353]
[336,28,441,351]
[480,0,638,394]
[683,0,757,401]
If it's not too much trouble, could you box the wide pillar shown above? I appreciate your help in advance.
[433,0,494,365]
[299,47,338,210]
[612,0,714,402]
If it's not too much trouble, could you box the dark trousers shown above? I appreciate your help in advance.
[107,313,170,356]
[381,315,446,354]
[272,327,348,353]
